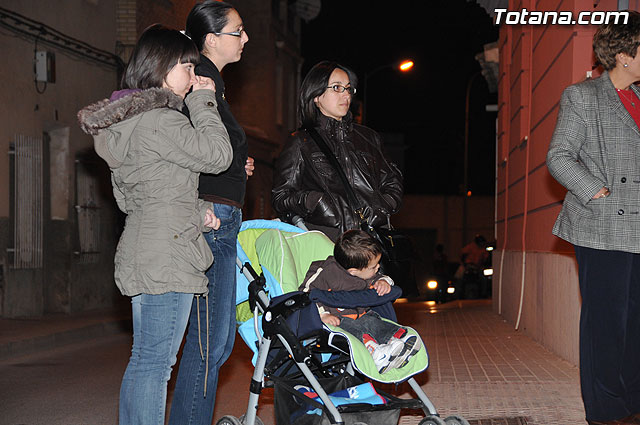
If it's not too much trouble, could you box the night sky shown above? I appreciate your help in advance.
[300,1,499,196]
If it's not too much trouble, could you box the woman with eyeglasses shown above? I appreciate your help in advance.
[168,2,252,425]
[272,61,403,242]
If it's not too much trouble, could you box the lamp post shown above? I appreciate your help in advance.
[463,71,482,198]
[362,59,414,126]
[462,71,482,246]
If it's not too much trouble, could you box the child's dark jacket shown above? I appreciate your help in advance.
[299,256,383,318]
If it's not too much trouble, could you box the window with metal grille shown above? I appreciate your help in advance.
[8,135,44,269]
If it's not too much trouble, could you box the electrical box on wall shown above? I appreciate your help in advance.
[35,51,55,83]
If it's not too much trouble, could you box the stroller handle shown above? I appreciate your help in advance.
[280,213,309,231]
[291,215,308,231]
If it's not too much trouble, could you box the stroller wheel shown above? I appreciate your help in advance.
[215,416,241,425]
[444,416,471,425]
[419,415,447,425]
[239,414,264,425]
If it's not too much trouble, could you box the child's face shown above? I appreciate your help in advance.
[349,254,382,280]
[163,61,197,99]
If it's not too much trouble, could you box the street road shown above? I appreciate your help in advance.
[0,332,274,425]
[1,334,129,425]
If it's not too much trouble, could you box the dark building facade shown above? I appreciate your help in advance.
[0,0,305,317]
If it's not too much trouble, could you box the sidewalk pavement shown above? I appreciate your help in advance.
[392,299,585,425]
[0,299,585,425]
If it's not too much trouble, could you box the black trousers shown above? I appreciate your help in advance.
[574,245,640,421]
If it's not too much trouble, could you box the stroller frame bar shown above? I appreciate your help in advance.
[237,257,345,424]
[275,334,345,424]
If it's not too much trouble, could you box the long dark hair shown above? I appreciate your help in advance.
[186,1,236,52]
[121,24,199,90]
[299,61,358,127]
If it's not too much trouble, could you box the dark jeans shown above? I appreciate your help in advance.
[338,310,402,344]
[169,204,241,425]
[574,245,640,421]
[119,292,192,425]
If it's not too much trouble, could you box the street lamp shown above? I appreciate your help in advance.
[463,71,482,200]
[461,71,482,246]
[362,59,414,125]
[399,60,414,72]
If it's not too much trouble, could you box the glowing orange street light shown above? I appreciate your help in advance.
[363,59,415,124]
[399,60,414,72]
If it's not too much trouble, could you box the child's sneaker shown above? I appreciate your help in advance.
[387,333,421,370]
[365,338,404,374]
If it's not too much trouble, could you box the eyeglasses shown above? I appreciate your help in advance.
[326,84,356,95]
[213,28,246,38]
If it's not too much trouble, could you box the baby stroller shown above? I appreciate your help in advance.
[217,219,469,425]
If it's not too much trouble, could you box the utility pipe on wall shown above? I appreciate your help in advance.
[515,12,534,331]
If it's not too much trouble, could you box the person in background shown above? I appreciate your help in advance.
[546,11,640,425]
[433,244,448,278]
[460,234,488,271]
[77,24,232,425]
[169,2,252,425]
[272,60,403,242]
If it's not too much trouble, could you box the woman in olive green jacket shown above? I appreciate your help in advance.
[77,25,232,425]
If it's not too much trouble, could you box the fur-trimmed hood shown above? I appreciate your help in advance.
[77,87,183,135]
[77,88,183,168]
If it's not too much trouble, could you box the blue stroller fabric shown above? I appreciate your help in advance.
[295,382,386,416]
[274,372,401,425]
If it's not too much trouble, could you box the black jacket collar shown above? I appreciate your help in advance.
[317,112,353,140]
[196,54,225,97]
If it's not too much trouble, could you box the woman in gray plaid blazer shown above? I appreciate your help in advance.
[547,11,640,425]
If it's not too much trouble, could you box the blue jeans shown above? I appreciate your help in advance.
[338,310,402,344]
[119,292,193,425]
[169,204,241,425]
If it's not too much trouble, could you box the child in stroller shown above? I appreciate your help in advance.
[299,230,421,374]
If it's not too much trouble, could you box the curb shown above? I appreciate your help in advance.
[0,319,131,361]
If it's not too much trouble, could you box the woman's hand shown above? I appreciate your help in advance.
[592,187,610,199]
[192,76,216,93]
[245,157,255,178]
[203,208,221,230]
[320,313,341,326]
[371,279,391,296]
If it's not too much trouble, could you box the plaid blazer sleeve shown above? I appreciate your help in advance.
[547,84,607,206]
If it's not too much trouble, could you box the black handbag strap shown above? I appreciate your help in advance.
[303,126,367,222]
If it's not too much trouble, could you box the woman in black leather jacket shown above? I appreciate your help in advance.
[272,61,403,241]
